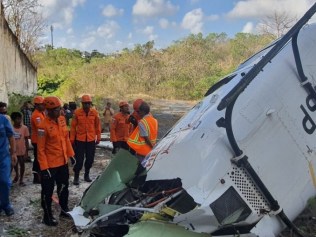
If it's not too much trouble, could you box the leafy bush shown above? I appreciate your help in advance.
[8,93,34,114]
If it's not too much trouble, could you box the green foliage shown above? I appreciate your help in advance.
[7,93,34,114]
[34,33,274,102]
[33,47,85,95]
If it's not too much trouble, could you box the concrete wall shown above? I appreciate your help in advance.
[0,3,37,104]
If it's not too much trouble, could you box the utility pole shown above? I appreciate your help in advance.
[50,25,54,49]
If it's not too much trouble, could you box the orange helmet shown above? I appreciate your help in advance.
[43,96,62,109]
[119,101,129,107]
[33,96,44,104]
[81,94,92,103]
[133,99,143,111]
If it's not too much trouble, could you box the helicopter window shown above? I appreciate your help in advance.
[209,186,251,225]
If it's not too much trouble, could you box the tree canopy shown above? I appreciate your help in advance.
[33,32,274,102]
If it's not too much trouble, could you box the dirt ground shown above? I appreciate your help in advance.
[0,99,316,237]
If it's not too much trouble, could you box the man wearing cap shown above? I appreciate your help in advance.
[110,101,132,154]
[127,101,158,161]
[70,94,101,185]
[37,96,74,226]
[30,96,46,184]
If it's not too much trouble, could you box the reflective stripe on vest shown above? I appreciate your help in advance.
[128,116,157,156]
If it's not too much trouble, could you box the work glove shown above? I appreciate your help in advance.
[96,140,100,145]
[41,169,52,180]
[128,115,138,127]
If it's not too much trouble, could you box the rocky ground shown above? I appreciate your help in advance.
[0,99,315,237]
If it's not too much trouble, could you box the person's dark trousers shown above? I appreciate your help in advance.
[73,140,96,174]
[41,165,69,222]
[32,143,41,183]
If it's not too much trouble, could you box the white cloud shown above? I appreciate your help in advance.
[149,34,158,41]
[102,4,124,17]
[128,33,133,39]
[97,21,120,39]
[227,0,315,19]
[132,0,179,17]
[66,28,73,34]
[242,22,254,33]
[143,26,154,35]
[38,0,86,28]
[181,8,204,34]
[159,18,169,29]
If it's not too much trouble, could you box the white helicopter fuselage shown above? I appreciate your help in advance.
[69,14,316,237]
[143,23,316,236]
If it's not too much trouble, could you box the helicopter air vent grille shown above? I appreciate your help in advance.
[229,165,270,215]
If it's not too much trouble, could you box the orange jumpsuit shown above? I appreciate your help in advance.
[31,109,46,176]
[70,108,101,143]
[37,115,74,214]
[70,108,101,174]
[110,112,132,142]
[37,116,74,170]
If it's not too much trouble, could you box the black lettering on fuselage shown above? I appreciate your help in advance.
[306,94,316,112]
[301,104,316,134]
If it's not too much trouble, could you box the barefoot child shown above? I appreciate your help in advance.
[10,112,30,186]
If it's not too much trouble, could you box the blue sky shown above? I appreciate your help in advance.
[38,0,316,53]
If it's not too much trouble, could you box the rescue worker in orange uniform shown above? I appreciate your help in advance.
[30,96,46,184]
[110,101,132,154]
[128,99,143,129]
[37,96,74,226]
[127,101,158,160]
[70,94,101,185]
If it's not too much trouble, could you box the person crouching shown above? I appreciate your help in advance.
[37,96,75,226]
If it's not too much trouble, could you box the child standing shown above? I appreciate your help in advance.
[10,112,30,186]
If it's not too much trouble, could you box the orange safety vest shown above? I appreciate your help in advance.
[37,116,75,170]
[31,109,46,143]
[127,115,158,156]
[70,108,101,142]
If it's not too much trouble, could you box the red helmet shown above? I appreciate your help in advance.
[43,96,62,109]
[33,96,44,104]
[119,101,129,107]
[81,94,92,103]
[133,99,143,111]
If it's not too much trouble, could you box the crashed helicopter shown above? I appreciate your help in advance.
[69,3,316,237]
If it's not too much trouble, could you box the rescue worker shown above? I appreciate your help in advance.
[0,111,17,216]
[128,99,143,128]
[30,96,46,184]
[110,101,132,154]
[127,102,158,160]
[70,94,101,185]
[37,96,74,226]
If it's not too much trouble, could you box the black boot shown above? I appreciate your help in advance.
[84,171,92,182]
[42,207,58,226]
[73,172,80,185]
[59,207,71,218]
